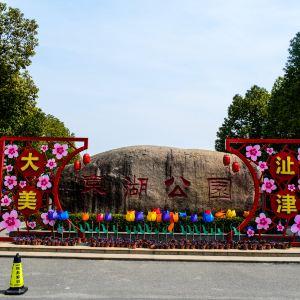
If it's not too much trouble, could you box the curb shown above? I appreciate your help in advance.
[1,251,300,263]
[1,243,300,262]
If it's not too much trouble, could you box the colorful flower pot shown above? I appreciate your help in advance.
[156,213,162,223]
[104,212,112,222]
[226,209,236,219]
[135,211,144,222]
[162,211,170,222]
[126,211,135,222]
[202,210,214,223]
[82,213,89,221]
[171,212,179,223]
[215,210,225,218]
[96,213,104,222]
[190,213,198,223]
[147,211,157,222]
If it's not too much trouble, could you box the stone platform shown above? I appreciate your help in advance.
[1,243,300,263]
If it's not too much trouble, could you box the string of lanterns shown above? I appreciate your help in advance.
[223,154,240,173]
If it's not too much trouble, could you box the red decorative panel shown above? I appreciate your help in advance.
[226,138,300,239]
[0,136,88,232]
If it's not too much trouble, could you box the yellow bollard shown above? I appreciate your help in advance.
[5,253,28,295]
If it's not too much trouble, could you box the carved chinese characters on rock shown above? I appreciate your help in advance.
[208,179,231,200]
[165,176,191,198]
[15,148,46,178]
[81,175,107,196]
[124,175,148,197]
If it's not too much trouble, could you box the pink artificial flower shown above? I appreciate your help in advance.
[37,174,52,191]
[41,144,49,153]
[52,143,68,160]
[19,181,27,189]
[6,164,13,172]
[246,145,261,161]
[288,184,296,192]
[277,222,284,232]
[46,158,57,170]
[255,213,272,230]
[261,178,277,193]
[266,147,274,155]
[41,211,56,226]
[0,195,12,207]
[4,144,19,159]
[4,175,17,190]
[28,221,36,229]
[247,228,255,237]
[258,161,268,172]
[298,148,300,161]
[291,215,300,236]
[0,210,21,232]
[298,179,300,191]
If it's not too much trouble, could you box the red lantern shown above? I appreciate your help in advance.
[74,160,81,171]
[232,162,240,173]
[223,154,230,166]
[83,153,91,165]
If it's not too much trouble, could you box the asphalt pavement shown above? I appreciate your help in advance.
[0,258,299,299]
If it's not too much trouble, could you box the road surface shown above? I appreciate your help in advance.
[0,258,299,299]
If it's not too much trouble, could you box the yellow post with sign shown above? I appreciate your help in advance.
[5,253,28,295]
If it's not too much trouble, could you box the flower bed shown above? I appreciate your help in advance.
[12,236,291,250]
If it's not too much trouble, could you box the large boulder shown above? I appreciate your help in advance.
[59,146,254,213]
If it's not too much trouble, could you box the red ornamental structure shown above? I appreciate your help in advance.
[0,136,88,232]
[226,138,300,240]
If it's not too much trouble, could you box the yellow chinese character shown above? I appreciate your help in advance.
[276,156,295,175]
[277,194,297,214]
[18,191,37,210]
[21,152,39,171]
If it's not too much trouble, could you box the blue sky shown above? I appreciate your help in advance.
[4,0,300,154]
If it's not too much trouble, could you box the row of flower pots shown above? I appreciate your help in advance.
[12,236,291,250]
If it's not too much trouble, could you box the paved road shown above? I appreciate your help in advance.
[0,258,299,299]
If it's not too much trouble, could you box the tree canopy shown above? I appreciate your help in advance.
[0,3,71,137]
[265,33,300,138]
[216,32,300,151]
[215,86,270,152]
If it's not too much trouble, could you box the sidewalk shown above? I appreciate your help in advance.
[1,243,300,263]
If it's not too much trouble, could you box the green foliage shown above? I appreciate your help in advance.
[0,3,38,75]
[215,86,270,151]
[266,32,300,138]
[0,3,72,137]
[216,32,300,150]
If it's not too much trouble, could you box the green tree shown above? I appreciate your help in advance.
[266,32,300,137]
[215,85,270,152]
[0,3,71,137]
